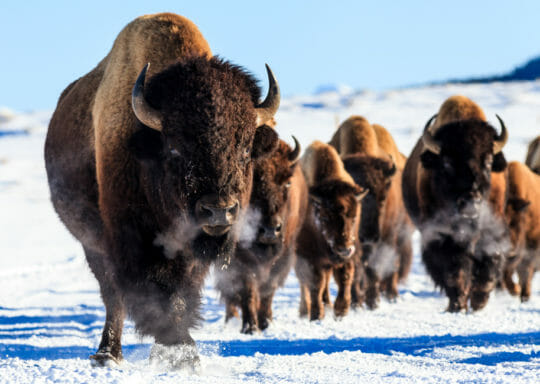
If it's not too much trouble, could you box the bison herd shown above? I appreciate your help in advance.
[44,13,540,369]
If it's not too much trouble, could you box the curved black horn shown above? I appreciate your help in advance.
[493,114,508,154]
[422,114,441,155]
[255,64,280,126]
[288,136,301,163]
[132,63,162,131]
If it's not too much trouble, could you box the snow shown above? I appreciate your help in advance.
[1,81,539,383]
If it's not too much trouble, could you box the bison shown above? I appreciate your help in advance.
[402,95,509,312]
[331,116,414,309]
[44,13,280,368]
[502,161,540,301]
[525,136,540,174]
[295,141,367,320]
[215,137,306,334]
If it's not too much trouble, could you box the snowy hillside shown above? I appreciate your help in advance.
[1,81,539,383]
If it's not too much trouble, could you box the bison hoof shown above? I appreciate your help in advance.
[149,343,200,372]
[447,299,467,313]
[258,317,270,331]
[520,294,530,303]
[470,291,490,311]
[90,350,122,367]
[241,323,259,335]
[507,284,521,296]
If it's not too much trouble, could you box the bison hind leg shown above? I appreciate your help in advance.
[84,247,125,366]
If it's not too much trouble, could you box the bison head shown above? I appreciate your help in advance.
[309,180,367,263]
[249,138,301,254]
[420,114,508,228]
[128,57,280,260]
[342,154,396,247]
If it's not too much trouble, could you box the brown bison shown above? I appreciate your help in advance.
[502,161,540,301]
[402,95,509,312]
[215,137,307,334]
[525,136,540,174]
[295,141,367,320]
[331,116,414,309]
[44,13,280,368]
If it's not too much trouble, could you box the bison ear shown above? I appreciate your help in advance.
[492,152,507,172]
[420,150,440,170]
[128,128,164,160]
[252,125,279,159]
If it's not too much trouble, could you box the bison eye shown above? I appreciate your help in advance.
[170,148,180,157]
[443,158,453,174]
[285,181,292,188]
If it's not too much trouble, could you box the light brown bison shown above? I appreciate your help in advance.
[402,95,509,312]
[295,141,367,320]
[502,161,540,301]
[215,137,307,334]
[525,136,540,174]
[44,13,280,368]
[331,116,414,309]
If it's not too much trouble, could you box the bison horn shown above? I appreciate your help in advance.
[288,136,301,163]
[493,114,508,154]
[422,114,441,155]
[355,188,369,202]
[132,63,163,131]
[255,64,281,127]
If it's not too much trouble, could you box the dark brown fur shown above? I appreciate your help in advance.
[402,96,508,312]
[295,141,364,320]
[44,13,279,367]
[502,161,540,301]
[215,140,308,334]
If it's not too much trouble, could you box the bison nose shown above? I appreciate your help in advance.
[332,245,355,260]
[196,195,240,236]
[257,222,282,244]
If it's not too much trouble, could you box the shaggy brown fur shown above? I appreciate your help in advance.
[215,139,308,334]
[402,95,509,312]
[331,117,414,309]
[45,13,279,368]
[503,161,540,301]
[295,141,365,320]
[525,136,540,174]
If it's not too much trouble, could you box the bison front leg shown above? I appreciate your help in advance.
[240,279,260,334]
[257,291,275,331]
[299,283,311,318]
[225,299,239,322]
[309,267,328,321]
[365,266,381,310]
[470,253,502,310]
[517,255,535,302]
[422,238,471,312]
[382,271,399,302]
[85,248,126,366]
[333,261,354,317]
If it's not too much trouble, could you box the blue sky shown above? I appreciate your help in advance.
[2,1,540,111]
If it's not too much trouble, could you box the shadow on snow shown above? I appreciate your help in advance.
[1,331,538,367]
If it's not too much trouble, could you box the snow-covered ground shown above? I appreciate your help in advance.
[0,82,539,383]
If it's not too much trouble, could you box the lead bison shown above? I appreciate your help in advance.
[215,137,307,334]
[44,13,280,368]
[402,95,509,312]
[502,161,540,302]
[331,116,414,309]
[295,141,367,320]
